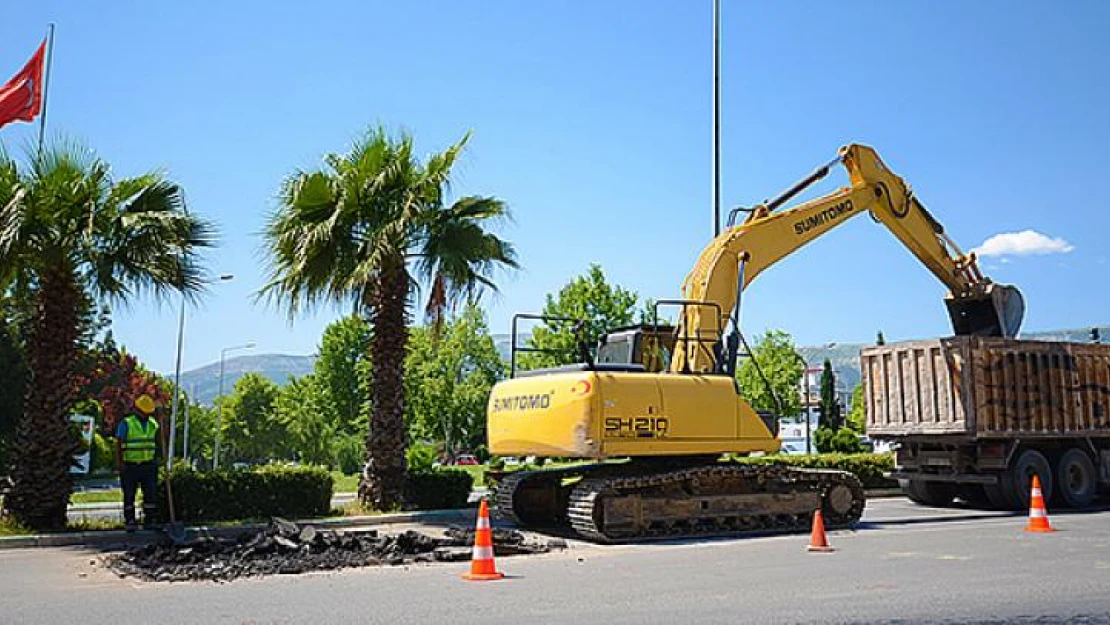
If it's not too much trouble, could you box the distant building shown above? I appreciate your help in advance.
[797,366,852,426]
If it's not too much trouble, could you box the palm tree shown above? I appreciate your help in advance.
[0,143,215,530]
[260,127,517,509]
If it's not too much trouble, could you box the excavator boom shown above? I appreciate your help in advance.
[672,144,1023,374]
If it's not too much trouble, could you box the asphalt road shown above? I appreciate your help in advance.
[6,498,1110,625]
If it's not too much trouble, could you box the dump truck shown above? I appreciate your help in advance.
[864,336,1110,510]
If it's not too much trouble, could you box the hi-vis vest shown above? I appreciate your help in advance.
[121,415,158,464]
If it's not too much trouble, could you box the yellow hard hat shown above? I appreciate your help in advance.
[134,394,156,415]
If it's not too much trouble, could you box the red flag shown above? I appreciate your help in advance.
[0,40,47,130]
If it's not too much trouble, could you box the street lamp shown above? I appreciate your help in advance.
[791,351,813,454]
[792,342,838,455]
[213,341,256,469]
[167,273,234,470]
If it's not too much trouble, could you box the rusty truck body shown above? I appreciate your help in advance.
[863,336,1110,509]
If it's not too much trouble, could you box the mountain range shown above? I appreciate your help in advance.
[177,325,1109,406]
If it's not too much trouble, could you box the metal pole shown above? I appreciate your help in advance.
[37,24,55,155]
[804,369,812,454]
[167,295,185,470]
[214,349,226,469]
[183,383,192,464]
[712,0,721,238]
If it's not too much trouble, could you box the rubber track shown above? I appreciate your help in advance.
[566,464,865,544]
[492,464,605,526]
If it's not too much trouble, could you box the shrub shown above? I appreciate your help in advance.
[157,464,333,523]
[405,441,439,472]
[334,435,363,476]
[815,426,866,454]
[89,433,116,474]
[735,452,896,489]
[405,469,473,510]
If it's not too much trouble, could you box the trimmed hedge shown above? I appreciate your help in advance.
[157,464,333,523]
[735,452,896,489]
[405,469,473,510]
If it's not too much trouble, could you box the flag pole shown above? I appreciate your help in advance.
[712,0,721,238]
[37,23,55,155]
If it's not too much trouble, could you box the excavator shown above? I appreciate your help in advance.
[487,144,1025,542]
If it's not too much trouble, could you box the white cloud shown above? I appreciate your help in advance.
[972,230,1075,258]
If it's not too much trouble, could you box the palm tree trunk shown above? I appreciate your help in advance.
[5,266,80,530]
[359,260,408,509]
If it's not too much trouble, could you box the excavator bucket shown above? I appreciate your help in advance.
[945,283,1025,338]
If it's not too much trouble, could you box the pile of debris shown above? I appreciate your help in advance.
[105,518,554,583]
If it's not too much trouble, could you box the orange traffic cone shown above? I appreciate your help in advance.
[1024,474,1056,533]
[462,499,505,581]
[807,509,835,552]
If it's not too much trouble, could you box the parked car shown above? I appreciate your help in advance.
[453,454,479,466]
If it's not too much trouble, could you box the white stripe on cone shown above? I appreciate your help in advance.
[472,545,495,561]
[476,516,490,530]
[1029,508,1047,518]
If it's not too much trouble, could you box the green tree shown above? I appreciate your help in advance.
[0,143,214,530]
[274,374,337,467]
[0,313,26,474]
[522,264,639,369]
[314,315,372,437]
[179,397,218,467]
[735,330,803,418]
[405,304,504,460]
[259,127,517,509]
[818,359,844,432]
[221,373,284,464]
[846,384,866,433]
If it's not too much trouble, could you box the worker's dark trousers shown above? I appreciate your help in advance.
[121,462,157,527]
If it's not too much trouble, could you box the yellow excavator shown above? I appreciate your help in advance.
[487,144,1024,542]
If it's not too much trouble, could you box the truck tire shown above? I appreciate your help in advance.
[904,479,958,507]
[1054,448,1097,509]
[1000,449,1053,511]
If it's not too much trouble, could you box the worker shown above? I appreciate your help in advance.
[115,394,161,532]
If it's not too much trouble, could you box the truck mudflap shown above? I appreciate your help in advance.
[889,471,998,485]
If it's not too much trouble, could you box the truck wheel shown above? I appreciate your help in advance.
[1054,448,1097,509]
[904,480,957,507]
[1000,449,1053,510]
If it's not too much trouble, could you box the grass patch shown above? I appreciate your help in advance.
[331,471,359,493]
[455,464,485,485]
[0,516,31,537]
[71,489,122,504]
[330,466,486,493]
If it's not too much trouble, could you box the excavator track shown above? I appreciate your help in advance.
[567,464,864,543]
[496,462,865,543]
[493,464,607,528]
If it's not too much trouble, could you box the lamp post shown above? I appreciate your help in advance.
[213,341,256,469]
[791,352,813,454]
[167,273,234,470]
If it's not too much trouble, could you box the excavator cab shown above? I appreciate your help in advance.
[596,324,677,373]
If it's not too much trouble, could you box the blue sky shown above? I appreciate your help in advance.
[3,1,1108,373]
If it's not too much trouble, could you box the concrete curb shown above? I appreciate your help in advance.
[0,508,476,551]
[9,488,901,550]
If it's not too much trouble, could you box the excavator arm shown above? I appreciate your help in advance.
[671,144,1024,374]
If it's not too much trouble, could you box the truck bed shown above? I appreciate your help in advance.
[863,336,1110,438]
